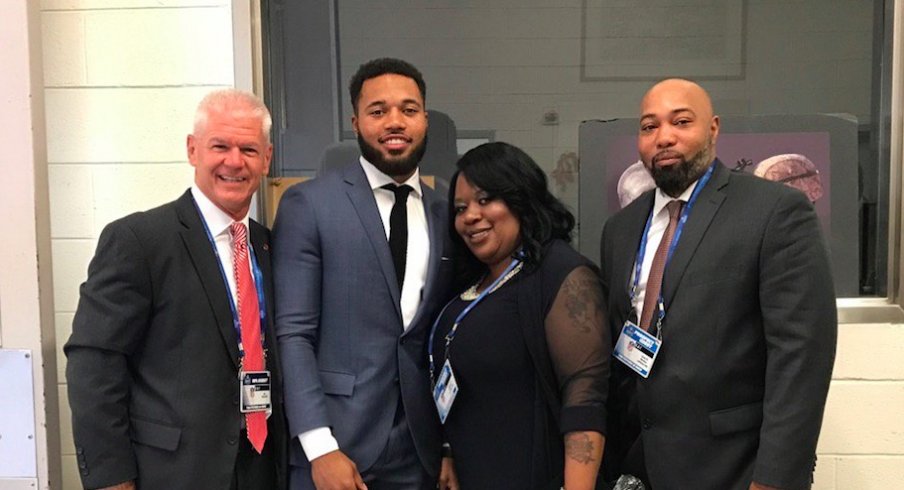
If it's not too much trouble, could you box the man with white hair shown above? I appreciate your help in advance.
[66,89,287,489]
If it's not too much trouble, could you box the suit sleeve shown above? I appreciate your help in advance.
[272,184,332,438]
[64,220,151,488]
[753,189,837,488]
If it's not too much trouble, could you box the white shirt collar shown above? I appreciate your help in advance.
[359,156,423,198]
[652,180,698,218]
[190,185,250,237]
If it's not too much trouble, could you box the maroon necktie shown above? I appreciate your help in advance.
[231,222,267,453]
[639,200,684,330]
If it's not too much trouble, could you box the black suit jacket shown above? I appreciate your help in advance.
[600,162,836,489]
[65,190,287,489]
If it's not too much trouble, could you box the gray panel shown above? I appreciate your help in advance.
[579,115,860,296]
[0,349,37,478]
[262,0,341,175]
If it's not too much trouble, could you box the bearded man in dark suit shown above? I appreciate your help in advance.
[600,79,837,490]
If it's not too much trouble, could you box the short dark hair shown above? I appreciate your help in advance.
[448,142,575,285]
[348,58,426,113]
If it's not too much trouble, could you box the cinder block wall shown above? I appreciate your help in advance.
[40,1,903,488]
[39,0,235,487]
[813,323,904,488]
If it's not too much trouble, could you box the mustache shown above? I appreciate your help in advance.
[378,132,412,143]
[653,151,683,164]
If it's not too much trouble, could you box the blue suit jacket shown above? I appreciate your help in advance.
[272,162,454,477]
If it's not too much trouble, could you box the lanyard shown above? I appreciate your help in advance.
[428,257,522,383]
[193,199,267,360]
[629,163,715,325]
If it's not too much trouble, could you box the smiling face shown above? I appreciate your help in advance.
[453,174,521,280]
[187,105,272,220]
[352,73,428,183]
[638,79,719,197]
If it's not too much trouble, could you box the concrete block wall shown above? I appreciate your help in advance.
[812,323,904,488]
[40,0,234,487]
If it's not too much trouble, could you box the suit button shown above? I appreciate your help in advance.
[400,338,406,346]
[393,376,400,384]
[78,461,87,469]
[76,447,84,455]
[81,469,89,476]
[227,436,238,445]
[642,418,652,430]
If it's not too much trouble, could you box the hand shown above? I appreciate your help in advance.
[437,457,460,490]
[99,481,136,490]
[749,483,782,490]
[311,450,367,490]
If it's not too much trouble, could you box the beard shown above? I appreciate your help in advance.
[357,133,428,179]
[647,139,714,197]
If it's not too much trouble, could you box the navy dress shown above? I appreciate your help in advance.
[432,240,610,489]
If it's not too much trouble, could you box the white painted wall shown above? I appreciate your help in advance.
[1,2,60,488]
[40,0,235,487]
[39,0,902,488]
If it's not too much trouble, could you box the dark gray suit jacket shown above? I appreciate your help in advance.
[272,162,454,477]
[600,162,836,489]
[65,190,287,489]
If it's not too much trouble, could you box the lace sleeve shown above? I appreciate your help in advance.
[545,264,610,434]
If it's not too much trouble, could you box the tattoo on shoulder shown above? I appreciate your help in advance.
[565,432,595,464]
[560,269,604,333]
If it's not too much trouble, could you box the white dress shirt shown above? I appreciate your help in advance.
[298,157,432,462]
[190,185,253,307]
[632,181,698,321]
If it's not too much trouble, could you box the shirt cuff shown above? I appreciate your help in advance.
[298,427,340,462]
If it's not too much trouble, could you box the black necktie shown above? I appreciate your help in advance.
[382,184,413,291]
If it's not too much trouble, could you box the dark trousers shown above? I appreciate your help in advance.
[232,429,278,490]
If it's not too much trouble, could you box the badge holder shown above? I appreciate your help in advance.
[613,321,661,378]
[239,370,272,413]
[432,359,459,424]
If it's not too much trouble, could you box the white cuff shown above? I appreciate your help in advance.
[298,427,340,462]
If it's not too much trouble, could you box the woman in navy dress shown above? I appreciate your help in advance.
[431,142,609,489]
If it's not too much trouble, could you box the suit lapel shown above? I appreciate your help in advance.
[405,182,444,335]
[249,221,273,312]
[662,161,729,305]
[175,191,241,368]
[249,220,280,380]
[614,192,654,320]
[343,163,404,320]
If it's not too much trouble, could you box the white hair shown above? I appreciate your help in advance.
[193,89,272,144]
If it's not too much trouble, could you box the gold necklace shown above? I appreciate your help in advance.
[460,262,524,300]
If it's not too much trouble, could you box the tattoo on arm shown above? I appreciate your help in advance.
[561,269,604,333]
[565,432,596,464]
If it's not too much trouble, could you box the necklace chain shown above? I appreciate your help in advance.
[460,262,524,300]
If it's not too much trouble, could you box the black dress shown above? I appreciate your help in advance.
[431,240,609,489]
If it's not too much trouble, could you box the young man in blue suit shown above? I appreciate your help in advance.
[273,58,456,490]
[600,79,837,490]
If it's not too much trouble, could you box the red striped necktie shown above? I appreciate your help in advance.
[231,221,267,453]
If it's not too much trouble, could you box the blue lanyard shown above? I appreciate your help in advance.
[428,257,522,382]
[193,199,267,360]
[629,163,715,324]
